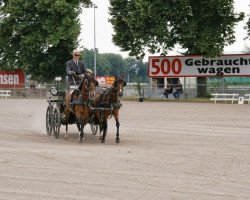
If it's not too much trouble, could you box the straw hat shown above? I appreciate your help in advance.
[71,49,80,54]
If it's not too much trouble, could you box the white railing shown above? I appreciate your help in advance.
[210,93,239,104]
[2,83,250,100]
[0,90,11,99]
[244,94,250,104]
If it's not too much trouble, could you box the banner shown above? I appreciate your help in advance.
[96,76,115,85]
[0,69,25,88]
[148,54,250,77]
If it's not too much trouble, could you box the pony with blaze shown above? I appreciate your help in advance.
[91,75,126,143]
[63,73,99,142]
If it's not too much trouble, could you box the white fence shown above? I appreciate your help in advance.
[210,93,239,104]
[0,90,11,99]
[2,83,250,101]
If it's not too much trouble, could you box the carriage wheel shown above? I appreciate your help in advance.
[90,124,99,135]
[52,106,61,139]
[46,106,53,135]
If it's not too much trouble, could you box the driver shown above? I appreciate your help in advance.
[66,49,86,88]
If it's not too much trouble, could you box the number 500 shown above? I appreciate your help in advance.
[150,58,182,75]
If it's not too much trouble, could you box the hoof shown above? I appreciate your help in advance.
[64,137,69,140]
[101,139,105,143]
[78,138,84,143]
[116,138,120,143]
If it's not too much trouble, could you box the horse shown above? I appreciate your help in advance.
[91,75,126,143]
[63,73,99,142]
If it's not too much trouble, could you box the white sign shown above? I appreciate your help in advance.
[148,54,250,77]
[96,76,106,85]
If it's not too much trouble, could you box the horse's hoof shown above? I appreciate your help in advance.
[64,137,69,140]
[78,138,84,143]
[101,139,105,143]
[116,138,120,143]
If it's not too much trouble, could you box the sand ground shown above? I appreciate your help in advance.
[0,99,250,200]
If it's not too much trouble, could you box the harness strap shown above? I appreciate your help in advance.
[70,99,91,115]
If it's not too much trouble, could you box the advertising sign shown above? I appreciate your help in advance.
[0,69,25,88]
[148,54,250,77]
[96,76,115,85]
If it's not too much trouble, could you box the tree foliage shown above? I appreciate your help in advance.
[82,48,148,82]
[246,5,250,39]
[125,57,148,83]
[109,0,244,59]
[0,0,91,81]
[109,0,244,97]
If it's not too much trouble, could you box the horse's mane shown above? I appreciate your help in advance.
[77,73,97,90]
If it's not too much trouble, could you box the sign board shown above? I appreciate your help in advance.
[148,54,250,77]
[0,69,25,88]
[96,76,115,85]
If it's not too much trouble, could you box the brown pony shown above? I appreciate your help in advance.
[63,74,99,142]
[91,76,126,143]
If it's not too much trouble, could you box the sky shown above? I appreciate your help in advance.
[79,0,250,61]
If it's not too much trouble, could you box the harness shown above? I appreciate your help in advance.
[88,86,123,126]
[69,82,94,114]
[99,87,122,107]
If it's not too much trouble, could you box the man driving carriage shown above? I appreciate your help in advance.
[66,49,87,88]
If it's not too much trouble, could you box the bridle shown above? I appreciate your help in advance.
[113,79,125,97]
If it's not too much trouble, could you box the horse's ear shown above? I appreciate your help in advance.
[95,80,99,86]
[84,79,88,85]
[113,79,118,86]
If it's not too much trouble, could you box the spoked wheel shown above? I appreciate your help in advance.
[46,106,53,135]
[90,123,99,135]
[52,106,61,139]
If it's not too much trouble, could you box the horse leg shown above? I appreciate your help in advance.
[99,127,103,140]
[114,114,120,143]
[64,110,70,140]
[65,124,69,140]
[101,120,107,143]
[99,121,103,140]
[77,120,84,143]
[76,121,81,138]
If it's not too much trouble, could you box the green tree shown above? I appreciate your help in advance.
[102,53,126,76]
[82,48,95,71]
[125,57,148,83]
[246,6,250,40]
[109,0,244,97]
[82,48,127,76]
[0,0,91,82]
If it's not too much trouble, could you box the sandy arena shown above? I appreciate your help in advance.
[0,99,250,200]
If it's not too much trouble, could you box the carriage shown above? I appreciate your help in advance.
[45,76,99,139]
[46,74,126,143]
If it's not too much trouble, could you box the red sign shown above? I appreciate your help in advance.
[0,69,25,88]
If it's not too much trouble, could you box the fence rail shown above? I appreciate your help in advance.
[2,83,250,100]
